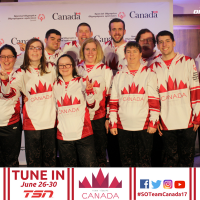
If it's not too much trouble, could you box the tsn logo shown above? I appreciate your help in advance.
[24,190,53,198]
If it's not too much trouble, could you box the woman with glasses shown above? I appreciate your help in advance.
[0,44,22,167]
[0,38,57,167]
[54,54,97,167]
[77,38,113,167]
[109,41,160,167]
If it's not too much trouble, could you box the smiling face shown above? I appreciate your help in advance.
[45,33,61,54]
[0,49,16,72]
[138,32,155,58]
[58,56,73,79]
[125,46,142,66]
[109,22,126,45]
[28,41,43,63]
[84,42,97,65]
[157,35,176,57]
[76,25,93,45]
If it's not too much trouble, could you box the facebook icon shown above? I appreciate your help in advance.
[140,179,149,189]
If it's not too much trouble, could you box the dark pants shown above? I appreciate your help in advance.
[58,135,97,167]
[118,129,153,167]
[151,130,163,167]
[0,121,22,167]
[107,131,122,167]
[91,117,107,167]
[24,128,56,167]
[162,127,196,167]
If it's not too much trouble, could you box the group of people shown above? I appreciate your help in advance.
[0,18,200,168]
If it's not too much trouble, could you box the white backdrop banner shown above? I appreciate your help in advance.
[0,1,172,165]
[0,1,172,54]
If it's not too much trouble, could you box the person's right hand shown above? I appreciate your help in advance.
[0,67,8,80]
[110,128,118,135]
[158,124,163,136]
[18,43,26,51]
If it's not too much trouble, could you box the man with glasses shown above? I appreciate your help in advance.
[135,29,161,67]
[102,18,127,75]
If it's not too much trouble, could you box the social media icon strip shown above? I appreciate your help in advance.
[140,179,149,189]
[174,181,185,189]
[152,180,161,189]
[163,180,173,189]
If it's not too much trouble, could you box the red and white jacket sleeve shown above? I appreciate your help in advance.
[189,59,200,124]
[105,66,113,119]
[147,71,160,128]
[109,73,119,129]
[1,69,25,98]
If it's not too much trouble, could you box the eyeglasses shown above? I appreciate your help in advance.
[29,46,42,51]
[139,38,153,43]
[58,64,72,69]
[0,55,15,59]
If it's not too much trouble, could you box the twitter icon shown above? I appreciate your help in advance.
[152,180,161,189]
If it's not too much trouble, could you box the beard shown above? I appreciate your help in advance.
[111,34,124,44]
[141,44,154,58]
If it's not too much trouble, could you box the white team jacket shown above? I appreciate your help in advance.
[102,40,127,74]
[141,50,162,67]
[150,53,200,130]
[109,65,160,131]
[53,76,95,141]
[1,63,56,130]
[0,67,21,126]
[76,62,113,120]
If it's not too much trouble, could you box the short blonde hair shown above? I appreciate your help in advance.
[80,38,104,64]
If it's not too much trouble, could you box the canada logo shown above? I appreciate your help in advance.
[29,80,52,95]
[118,12,126,19]
[0,39,4,46]
[57,94,80,107]
[79,168,122,188]
[121,83,145,94]
[38,14,45,22]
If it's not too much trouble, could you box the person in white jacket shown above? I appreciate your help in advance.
[54,54,97,167]
[151,30,200,167]
[109,41,160,167]
[77,38,113,167]
[0,38,57,167]
[0,44,22,167]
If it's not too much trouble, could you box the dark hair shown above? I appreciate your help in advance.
[124,41,142,54]
[21,38,47,75]
[156,30,175,44]
[45,29,61,39]
[0,44,17,58]
[109,18,125,31]
[135,29,156,47]
[77,22,91,32]
[56,54,78,80]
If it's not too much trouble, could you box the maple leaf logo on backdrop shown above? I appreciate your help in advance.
[159,76,187,93]
[121,82,145,94]
[57,94,80,107]
[29,80,52,95]
[79,169,122,188]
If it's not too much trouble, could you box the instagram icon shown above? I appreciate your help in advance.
[163,180,173,189]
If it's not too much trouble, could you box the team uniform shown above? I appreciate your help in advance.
[76,62,113,167]
[109,64,160,167]
[150,53,200,167]
[1,63,57,167]
[0,68,22,167]
[53,76,97,167]
[102,40,127,75]
[141,50,162,67]
[60,40,83,65]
